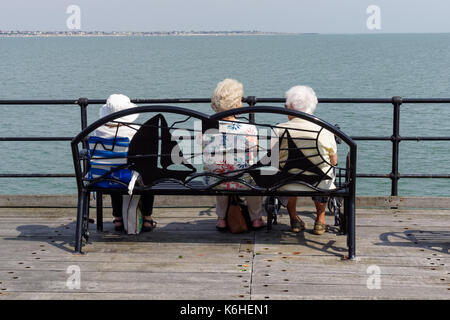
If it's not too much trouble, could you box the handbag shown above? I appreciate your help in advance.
[122,194,143,234]
[226,196,252,234]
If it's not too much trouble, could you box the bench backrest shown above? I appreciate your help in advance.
[72,105,356,193]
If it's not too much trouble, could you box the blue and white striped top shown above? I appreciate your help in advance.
[86,136,132,188]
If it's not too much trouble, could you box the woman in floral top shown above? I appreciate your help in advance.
[203,79,265,230]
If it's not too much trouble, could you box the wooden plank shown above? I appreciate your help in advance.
[4,214,449,228]
[1,255,446,277]
[250,284,449,300]
[0,272,251,298]
[0,223,447,258]
[2,195,450,209]
[251,272,447,287]
[0,292,250,300]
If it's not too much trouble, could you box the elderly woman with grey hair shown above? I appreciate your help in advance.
[275,86,338,235]
[203,79,265,231]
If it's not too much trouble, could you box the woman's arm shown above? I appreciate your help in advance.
[330,153,338,166]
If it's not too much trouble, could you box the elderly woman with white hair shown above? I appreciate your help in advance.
[203,79,265,231]
[276,86,338,235]
[94,94,156,232]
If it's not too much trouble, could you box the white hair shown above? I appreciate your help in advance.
[285,85,318,115]
[211,79,243,113]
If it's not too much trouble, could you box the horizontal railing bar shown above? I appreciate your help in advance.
[399,137,450,141]
[1,173,448,179]
[353,174,390,178]
[0,137,73,141]
[0,100,80,105]
[398,174,450,178]
[402,98,450,103]
[352,137,391,141]
[0,174,75,178]
[2,97,450,106]
[352,136,450,141]
[337,173,450,179]
[1,136,449,142]
[353,174,450,179]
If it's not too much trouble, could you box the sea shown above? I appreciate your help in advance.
[0,34,449,196]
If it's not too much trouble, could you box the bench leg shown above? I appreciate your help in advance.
[83,192,90,241]
[265,196,278,231]
[347,196,356,260]
[342,199,347,235]
[266,207,273,231]
[74,191,87,253]
[273,198,278,225]
[96,192,103,232]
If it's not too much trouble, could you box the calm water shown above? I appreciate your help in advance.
[0,34,449,196]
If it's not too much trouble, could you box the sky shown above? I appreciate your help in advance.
[1,0,450,34]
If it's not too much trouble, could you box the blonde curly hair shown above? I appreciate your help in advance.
[211,79,243,113]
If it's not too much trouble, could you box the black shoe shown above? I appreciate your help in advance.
[142,218,157,232]
[113,219,124,232]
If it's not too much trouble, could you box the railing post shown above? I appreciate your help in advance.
[77,97,89,131]
[391,96,402,196]
[77,97,89,205]
[246,96,257,123]
[348,144,357,259]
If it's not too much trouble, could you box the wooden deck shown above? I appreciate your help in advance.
[0,197,448,300]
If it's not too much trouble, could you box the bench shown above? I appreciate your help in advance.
[71,105,357,259]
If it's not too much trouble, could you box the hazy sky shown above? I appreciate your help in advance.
[1,0,449,33]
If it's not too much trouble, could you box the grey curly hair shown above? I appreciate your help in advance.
[211,79,243,113]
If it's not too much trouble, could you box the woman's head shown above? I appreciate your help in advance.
[211,79,243,113]
[285,85,318,115]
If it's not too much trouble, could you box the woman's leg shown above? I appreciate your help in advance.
[215,196,228,220]
[141,195,156,231]
[246,196,263,220]
[287,197,306,232]
[141,195,155,217]
[111,194,122,217]
[215,196,228,229]
[314,200,327,225]
[286,197,297,220]
[110,194,124,229]
[246,196,265,228]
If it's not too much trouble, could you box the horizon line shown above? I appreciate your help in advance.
[1,30,450,36]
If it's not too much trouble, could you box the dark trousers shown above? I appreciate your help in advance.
[111,194,155,218]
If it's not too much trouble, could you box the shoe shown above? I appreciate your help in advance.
[290,217,306,233]
[113,218,124,232]
[251,218,266,230]
[216,219,227,231]
[142,218,157,232]
[313,221,326,235]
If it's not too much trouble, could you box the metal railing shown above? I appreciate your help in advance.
[1,97,449,196]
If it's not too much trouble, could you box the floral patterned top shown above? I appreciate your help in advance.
[202,120,258,190]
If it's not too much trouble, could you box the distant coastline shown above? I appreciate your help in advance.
[0,30,303,38]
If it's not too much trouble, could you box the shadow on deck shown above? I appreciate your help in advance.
[0,203,448,299]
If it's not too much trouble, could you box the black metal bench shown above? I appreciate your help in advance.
[71,105,357,259]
